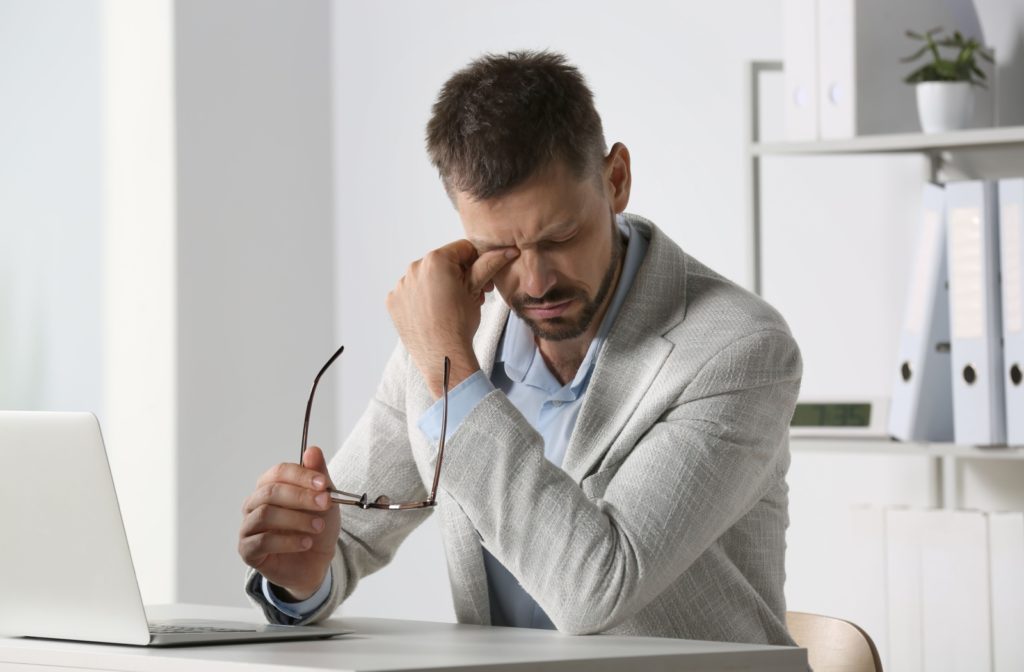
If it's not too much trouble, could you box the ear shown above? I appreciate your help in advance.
[603,142,631,214]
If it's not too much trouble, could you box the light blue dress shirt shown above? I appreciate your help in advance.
[263,216,648,622]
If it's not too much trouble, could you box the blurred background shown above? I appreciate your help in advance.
[3,1,1024,669]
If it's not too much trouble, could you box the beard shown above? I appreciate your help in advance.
[509,224,624,342]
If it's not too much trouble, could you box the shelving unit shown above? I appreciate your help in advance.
[745,60,1024,509]
[790,437,1024,460]
[752,125,1024,157]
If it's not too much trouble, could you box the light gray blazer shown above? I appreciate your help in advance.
[246,214,803,646]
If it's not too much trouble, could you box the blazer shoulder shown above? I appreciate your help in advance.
[676,253,792,339]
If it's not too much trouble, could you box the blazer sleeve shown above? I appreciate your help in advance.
[245,342,433,625]
[433,327,802,634]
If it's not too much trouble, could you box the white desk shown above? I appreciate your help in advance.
[0,604,808,671]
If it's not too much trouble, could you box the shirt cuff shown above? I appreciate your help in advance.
[417,369,495,445]
[261,566,332,620]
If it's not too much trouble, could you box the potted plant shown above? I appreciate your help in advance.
[901,27,994,133]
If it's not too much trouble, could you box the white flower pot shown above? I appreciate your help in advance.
[915,81,975,133]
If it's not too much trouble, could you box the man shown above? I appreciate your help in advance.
[238,50,802,645]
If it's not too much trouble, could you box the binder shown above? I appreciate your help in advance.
[946,180,1006,445]
[888,183,954,442]
[999,179,1024,446]
[782,0,818,141]
[816,0,993,138]
[886,508,924,672]
[920,510,992,672]
[989,511,1024,671]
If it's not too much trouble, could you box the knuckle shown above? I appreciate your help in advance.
[238,536,257,561]
[254,503,271,525]
[239,535,257,560]
[250,532,269,553]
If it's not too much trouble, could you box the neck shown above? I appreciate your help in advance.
[536,250,625,386]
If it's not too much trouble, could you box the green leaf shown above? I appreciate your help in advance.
[900,45,930,63]
[935,61,957,78]
[903,26,992,84]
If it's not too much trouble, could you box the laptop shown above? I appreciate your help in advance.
[0,411,350,647]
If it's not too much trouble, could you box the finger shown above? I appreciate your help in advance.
[241,504,326,538]
[301,446,334,487]
[239,531,313,566]
[256,461,328,491]
[468,248,519,294]
[437,239,481,268]
[244,481,331,515]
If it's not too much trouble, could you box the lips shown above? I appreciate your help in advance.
[525,299,573,319]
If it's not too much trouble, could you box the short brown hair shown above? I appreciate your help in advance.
[426,50,607,201]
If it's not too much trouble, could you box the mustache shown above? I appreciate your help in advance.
[511,286,586,309]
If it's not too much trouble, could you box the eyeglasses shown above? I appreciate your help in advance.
[300,346,449,510]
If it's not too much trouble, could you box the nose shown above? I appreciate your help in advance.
[518,249,557,299]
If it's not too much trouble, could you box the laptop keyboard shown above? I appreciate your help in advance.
[149,624,259,634]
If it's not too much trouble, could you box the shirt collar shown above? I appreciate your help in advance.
[496,214,648,396]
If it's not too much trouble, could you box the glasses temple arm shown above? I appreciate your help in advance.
[300,345,345,464]
[428,356,450,503]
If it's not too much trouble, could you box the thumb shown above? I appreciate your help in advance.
[468,248,519,294]
[302,445,333,483]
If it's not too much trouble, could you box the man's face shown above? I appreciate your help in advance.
[456,160,622,342]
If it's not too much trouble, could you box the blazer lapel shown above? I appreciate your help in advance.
[474,296,509,378]
[561,219,688,483]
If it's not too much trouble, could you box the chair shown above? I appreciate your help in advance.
[786,611,883,672]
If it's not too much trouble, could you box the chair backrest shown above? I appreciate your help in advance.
[786,611,883,672]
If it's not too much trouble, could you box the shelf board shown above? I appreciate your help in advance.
[752,125,1024,157]
[790,436,1024,460]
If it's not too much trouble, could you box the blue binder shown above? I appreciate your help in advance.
[888,183,954,442]
[946,180,1006,446]
[999,179,1024,446]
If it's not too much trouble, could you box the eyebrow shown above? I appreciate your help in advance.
[472,220,577,251]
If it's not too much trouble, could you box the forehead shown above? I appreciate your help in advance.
[455,161,598,248]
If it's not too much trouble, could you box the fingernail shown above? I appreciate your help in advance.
[505,249,519,259]
[315,492,328,507]
[312,476,325,489]
[301,537,313,549]
[312,517,324,531]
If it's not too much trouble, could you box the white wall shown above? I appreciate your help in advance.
[102,0,336,607]
[173,0,336,608]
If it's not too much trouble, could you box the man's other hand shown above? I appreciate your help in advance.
[238,446,341,601]
[387,240,518,397]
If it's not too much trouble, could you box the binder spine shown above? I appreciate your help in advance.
[999,179,1024,446]
[947,181,1007,445]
